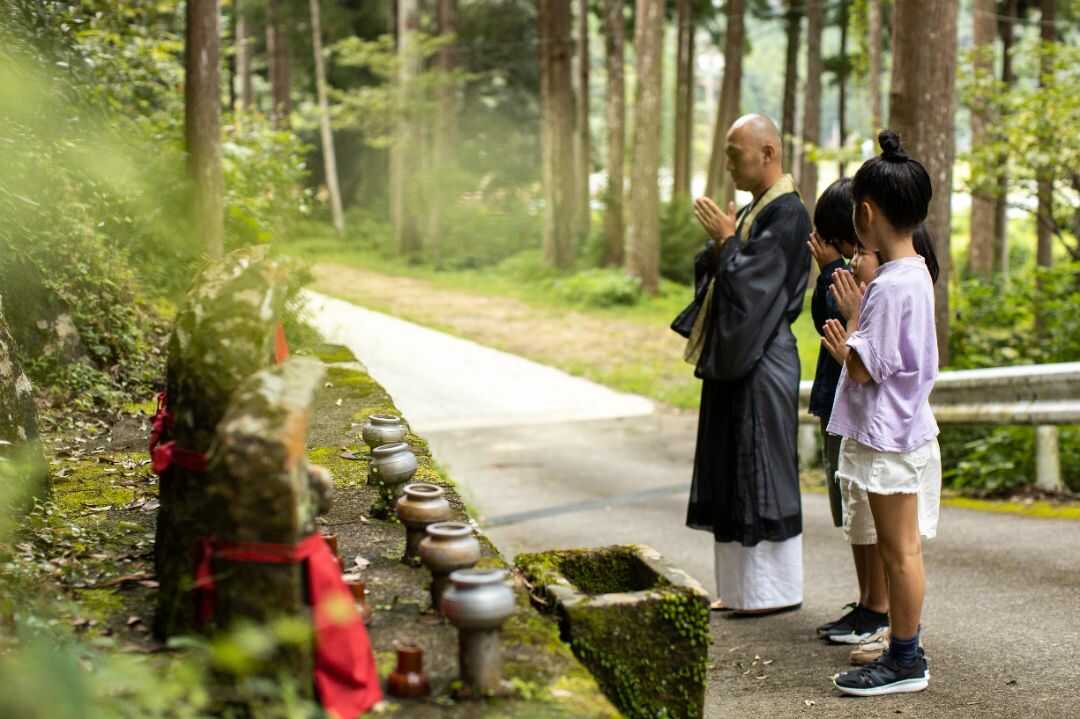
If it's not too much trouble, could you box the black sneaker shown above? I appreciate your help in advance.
[833,649,929,696]
[826,607,890,645]
[816,602,858,636]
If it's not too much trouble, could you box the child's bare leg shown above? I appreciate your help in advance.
[864,544,889,608]
[867,493,923,639]
[851,544,868,603]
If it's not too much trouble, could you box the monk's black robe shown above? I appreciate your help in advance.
[675,191,811,546]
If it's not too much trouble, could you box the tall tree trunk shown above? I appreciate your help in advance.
[705,0,744,204]
[539,0,576,268]
[968,0,997,278]
[309,0,345,235]
[185,0,224,259]
[394,0,422,256]
[800,0,823,214]
[837,0,849,177]
[781,0,801,172]
[235,0,254,112]
[266,0,291,129]
[673,0,694,199]
[994,0,1019,276]
[575,0,592,244]
[428,0,458,266]
[868,0,881,133]
[1035,0,1056,335]
[602,0,626,266]
[890,0,958,366]
[627,0,664,294]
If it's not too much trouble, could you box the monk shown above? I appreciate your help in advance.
[673,114,811,615]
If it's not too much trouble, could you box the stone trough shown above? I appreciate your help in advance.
[516,544,710,719]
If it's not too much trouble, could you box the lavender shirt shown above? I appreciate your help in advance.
[827,256,939,453]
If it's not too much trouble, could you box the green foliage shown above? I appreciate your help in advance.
[941,425,1035,497]
[950,262,1080,368]
[959,38,1080,257]
[944,262,1080,495]
[554,269,643,308]
[0,2,315,406]
[659,202,704,286]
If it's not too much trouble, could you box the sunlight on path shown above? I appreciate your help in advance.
[303,291,655,432]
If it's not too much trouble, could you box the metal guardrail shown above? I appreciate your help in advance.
[798,362,1080,492]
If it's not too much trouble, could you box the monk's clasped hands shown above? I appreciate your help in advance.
[693,196,737,244]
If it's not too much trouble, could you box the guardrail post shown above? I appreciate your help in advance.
[1035,425,1063,493]
[798,424,818,470]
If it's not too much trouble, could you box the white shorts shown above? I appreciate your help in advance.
[836,437,942,546]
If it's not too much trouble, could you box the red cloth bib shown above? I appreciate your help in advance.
[194,534,383,718]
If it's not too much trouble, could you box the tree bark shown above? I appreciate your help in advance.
[799,0,823,214]
[394,0,422,257]
[781,0,801,172]
[627,0,664,294]
[994,0,1020,276]
[235,0,254,112]
[309,0,345,235]
[266,0,291,129]
[1035,0,1056,336]
[185,0,224,259]
[968,0,997,278]
[539,0,576,268]
[705,0,744,205]
[673,0,694,199]
[889,0,958,366]
[868,0,881,133]
[602,0,625,266]
[575,0,592,243]
[837,0,849,177]
[428,0,458,266]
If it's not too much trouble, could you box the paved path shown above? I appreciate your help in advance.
[306,291,1080,718]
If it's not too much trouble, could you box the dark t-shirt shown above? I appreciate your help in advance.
[809,258,846,419]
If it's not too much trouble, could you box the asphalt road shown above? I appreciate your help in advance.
[308,292,1080,719]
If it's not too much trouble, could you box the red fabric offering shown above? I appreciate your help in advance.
[274,321,290,364]
[149,392,209,474]
[194,534,383,718]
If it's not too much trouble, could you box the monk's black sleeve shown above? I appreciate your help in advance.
[695,204,797,381]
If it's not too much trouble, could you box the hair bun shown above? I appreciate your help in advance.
[878,130,908,162]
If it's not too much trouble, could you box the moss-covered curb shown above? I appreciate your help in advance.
[517,545,710,719]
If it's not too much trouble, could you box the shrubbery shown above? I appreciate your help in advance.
[942,262,1080,496]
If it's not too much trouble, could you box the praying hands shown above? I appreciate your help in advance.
[830,268,866,330]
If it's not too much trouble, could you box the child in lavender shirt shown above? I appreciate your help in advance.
[820,131,942,697]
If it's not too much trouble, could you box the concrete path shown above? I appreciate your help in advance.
[305,291,1080,719]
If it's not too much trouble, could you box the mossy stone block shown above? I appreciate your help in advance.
[516,545,709,719]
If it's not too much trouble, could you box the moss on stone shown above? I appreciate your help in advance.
[305,343,357,364]
[306,447,370,489]
[516,547,707,719]
[564,592,706,719]
[516,547,670,597]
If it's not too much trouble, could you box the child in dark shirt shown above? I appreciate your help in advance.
[808,179,891,657]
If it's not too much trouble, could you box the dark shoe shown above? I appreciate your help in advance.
[826,607,890,645]
[816,602,858,636]
[833,650,929,697]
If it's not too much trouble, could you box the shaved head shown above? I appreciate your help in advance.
[723,113,784,196]
[727,114,782,154]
